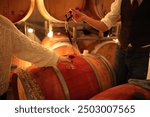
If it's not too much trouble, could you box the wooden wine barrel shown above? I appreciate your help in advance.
[36,0,86,23]
[16,54,116,100]
[49,42,80,56]
[41,34,81,55]
[92,40,119,70]
[0,0,35,24]
[41,33,69,48]
[90,84,150,100]
[83,0,115,19]
[77,34,100,53]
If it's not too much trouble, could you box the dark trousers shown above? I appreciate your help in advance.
[114,46,149,85]
[0,93,7,100]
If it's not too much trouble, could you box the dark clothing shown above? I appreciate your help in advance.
[119,0,150,49]
[114,0,150,85]
[0,93,7,100]
[115,46,149,85]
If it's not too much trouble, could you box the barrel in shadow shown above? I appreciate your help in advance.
[15,54,116,100]
[36,0,86,23]
[77,34,100,53]
[0,0,35,24]
[92,40,119,70]
[90,84,150,100]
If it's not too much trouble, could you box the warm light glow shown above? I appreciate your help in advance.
[113,38,119,43]
[27,28,34,33]
[82,50,89,56]
[47,30,53,38]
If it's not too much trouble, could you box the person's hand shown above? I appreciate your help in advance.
[71,8,87,22]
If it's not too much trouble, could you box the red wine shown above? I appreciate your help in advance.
[69,55,75,59]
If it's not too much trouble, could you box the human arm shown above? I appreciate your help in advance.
[0,14,72,67]
[11,24,71,67]
[71,8,108,32]
[71,0,121,32]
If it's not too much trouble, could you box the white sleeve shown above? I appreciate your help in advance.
[11,24,59,67]
[101,0,122,29]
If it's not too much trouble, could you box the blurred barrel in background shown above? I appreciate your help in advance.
[92,40,119,70]
[36,0,86,23]
[41,33,80,55]
[77,34,100,53]
[0,0,35,24]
